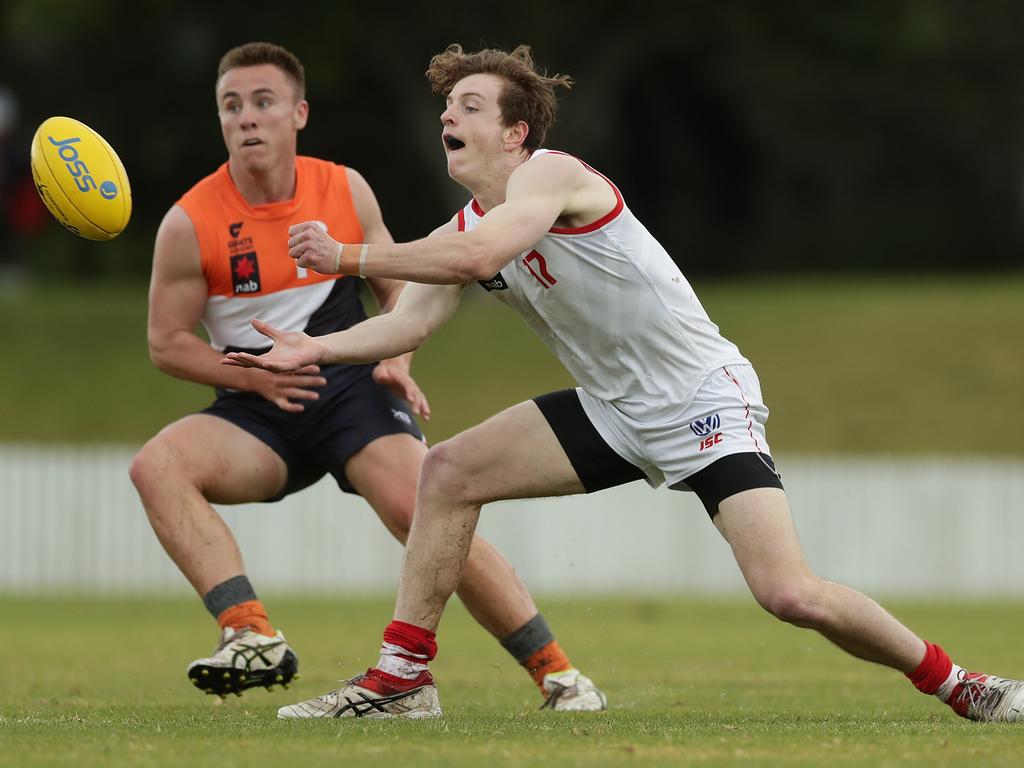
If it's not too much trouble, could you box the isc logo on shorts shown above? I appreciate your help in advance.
[691,414,723,452]
[698,433,723,452]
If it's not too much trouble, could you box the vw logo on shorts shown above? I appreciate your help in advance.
[391,409,412,426]
[690,414,721,437]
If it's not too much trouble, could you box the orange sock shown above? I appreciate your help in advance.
[217,599,275,637]
[521,640,572,691]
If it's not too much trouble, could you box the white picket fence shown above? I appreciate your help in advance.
[1,444,1022,596]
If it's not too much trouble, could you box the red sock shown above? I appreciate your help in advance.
[360,620,438,695]
[906,641,953,695]
[382,619,438,662]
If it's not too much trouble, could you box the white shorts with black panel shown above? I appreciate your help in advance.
[534,364,783,517]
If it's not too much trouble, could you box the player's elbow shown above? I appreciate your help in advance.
[147,332,182,374]
[459,236,508,282]
[401,322,433,352]
[147,337,172,372]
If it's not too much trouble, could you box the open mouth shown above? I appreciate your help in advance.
[241,138,263,147]
[443,135,465,151]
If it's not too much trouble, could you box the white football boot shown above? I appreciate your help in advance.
[540,668,608,711]
[278,669,441,719]
[947,671,1024,722]
[186,627,298,696]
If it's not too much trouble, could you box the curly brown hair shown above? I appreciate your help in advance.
[426,44,573,152]
[217,42,306,101]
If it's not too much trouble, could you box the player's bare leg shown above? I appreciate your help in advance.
[714,487,925,669]
[392,402,584,632]
[278,401,605,718]
[345,433,536,638]
[714,487,1024,721]
[130,414,287,593]
[130,414,298,695]
[342,424,604,710]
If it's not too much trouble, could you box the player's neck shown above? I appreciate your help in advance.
[464,152,525,213]
[227,156,298,206]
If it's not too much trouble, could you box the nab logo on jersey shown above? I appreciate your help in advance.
[479,272,508,292]
[231,252,262,294]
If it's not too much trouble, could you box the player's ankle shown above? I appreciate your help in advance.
[360,666,435,695]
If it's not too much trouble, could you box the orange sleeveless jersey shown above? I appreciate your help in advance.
[176,156,365,352]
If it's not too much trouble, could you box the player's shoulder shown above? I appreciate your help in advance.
[298,155,365,197]
[513,148,591,186]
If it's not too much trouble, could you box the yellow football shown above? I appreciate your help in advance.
[30,116,132,240]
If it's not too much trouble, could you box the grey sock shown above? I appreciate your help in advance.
[202,575,259,619]
[500,613,555,662]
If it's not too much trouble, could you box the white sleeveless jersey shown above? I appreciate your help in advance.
[458,150,749,422]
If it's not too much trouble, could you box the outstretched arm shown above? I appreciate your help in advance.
[286,153,600,284]
[223,280,465,372]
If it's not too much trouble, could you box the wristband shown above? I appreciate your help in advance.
[333,242,343,274]
[358,244,369,278]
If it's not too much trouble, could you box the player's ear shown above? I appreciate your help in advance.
[503,120,529,151]
[294,99,310,131]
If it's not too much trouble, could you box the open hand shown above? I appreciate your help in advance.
[222,318,326,373]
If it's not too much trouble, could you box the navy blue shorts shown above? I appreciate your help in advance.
[202,362,423,500]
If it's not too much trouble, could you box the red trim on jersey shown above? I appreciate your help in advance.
[457,207,466,232]
[465,151,624,234]
[723,366,763,453]
[541,150,624,235]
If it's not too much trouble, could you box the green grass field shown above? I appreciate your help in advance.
[2,597,1023,767]
[1,274,1022,454]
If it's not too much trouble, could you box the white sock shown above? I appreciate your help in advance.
[376,641,429,680]
[934,664,965,702]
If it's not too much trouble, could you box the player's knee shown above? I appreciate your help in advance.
[383,496,416,542]
[129,437,192,502]
[753,580,827,628]
[418,440,473,503]
[128,441,164,497]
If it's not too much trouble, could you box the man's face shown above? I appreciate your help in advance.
[440,73,511,183]
[216,64,308,174]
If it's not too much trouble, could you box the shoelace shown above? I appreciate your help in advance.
[954,674,1024,721]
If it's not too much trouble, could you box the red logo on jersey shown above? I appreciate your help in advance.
[231,252,262,294]
[523,250,557,289]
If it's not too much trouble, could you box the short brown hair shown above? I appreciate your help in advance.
[426,44,572,152]
[217,42,306,100]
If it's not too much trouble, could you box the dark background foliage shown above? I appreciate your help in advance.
[1,0,1022,279]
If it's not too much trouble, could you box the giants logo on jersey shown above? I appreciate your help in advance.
[231,252,262,294]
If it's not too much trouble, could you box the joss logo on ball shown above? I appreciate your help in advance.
[47,135,118,198]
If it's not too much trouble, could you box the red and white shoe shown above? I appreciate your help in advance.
[277,668,441,719]
[948,671,1024,722]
